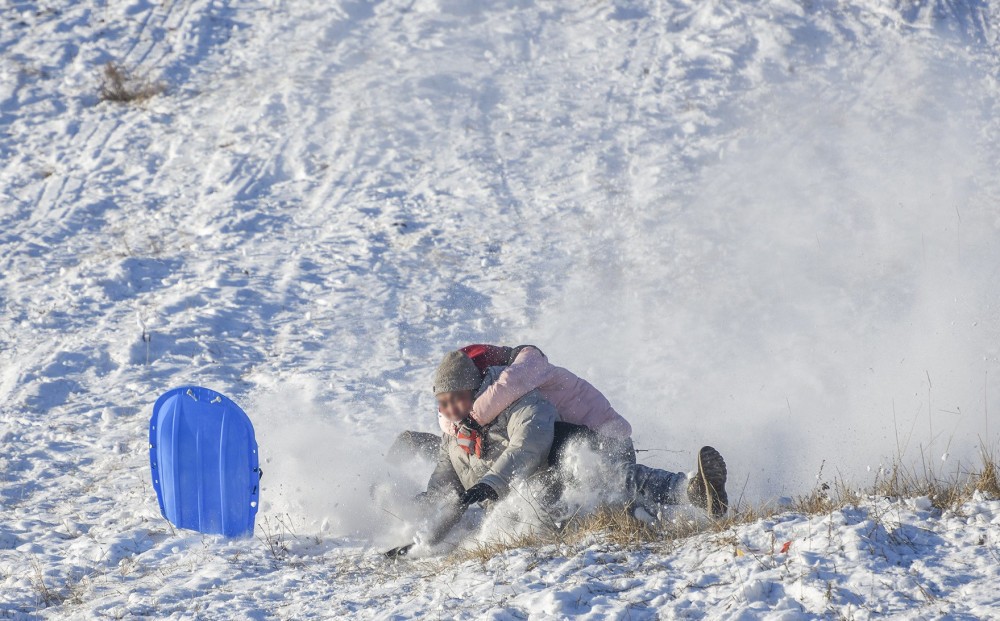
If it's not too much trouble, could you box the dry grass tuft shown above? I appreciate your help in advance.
[446,506,658,565]
[561,505,662,547]
[710,502,780,532]
[257,514,298,561]
[974,447,1000,498]
[29,561,87,608]
[868,448,1000,511]
[791,477,863,516]
[448,533,542,565]
[443,448,1000,565]
[448,506,716,565]
[98,62,165,103]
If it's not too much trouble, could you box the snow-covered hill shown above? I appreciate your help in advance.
[3,0,1000,618]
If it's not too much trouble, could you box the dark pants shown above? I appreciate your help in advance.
[547,422,686,512]
[392,424,686,513]
[387,430,442,463]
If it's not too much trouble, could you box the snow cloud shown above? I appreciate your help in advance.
[534,35,1000,502]
[248,377,429,540]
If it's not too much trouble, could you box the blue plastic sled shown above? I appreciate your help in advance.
[149,386,261,537]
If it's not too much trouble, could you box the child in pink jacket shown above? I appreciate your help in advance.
[437,344,632,439]
[390,344,728,521]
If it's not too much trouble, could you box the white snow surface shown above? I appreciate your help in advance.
[3,0,1000,618]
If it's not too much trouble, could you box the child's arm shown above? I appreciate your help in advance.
[479,391,557,497]
[471,346,550,426]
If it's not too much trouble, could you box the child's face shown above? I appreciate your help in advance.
[437,390,474,423]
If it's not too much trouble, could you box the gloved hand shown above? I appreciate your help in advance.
[459,482,499,507]
[384,543,414,559]
[455,419,485,458]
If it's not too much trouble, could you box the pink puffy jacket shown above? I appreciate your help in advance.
[438,346,633,438]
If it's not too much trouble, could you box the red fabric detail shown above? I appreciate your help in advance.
[460,344,508,373]
[456,427,482,458]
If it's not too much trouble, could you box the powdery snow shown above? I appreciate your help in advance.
[2,0,1000,618]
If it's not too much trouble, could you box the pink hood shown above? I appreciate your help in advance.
[439,347,632,438]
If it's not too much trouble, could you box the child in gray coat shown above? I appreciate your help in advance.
[385,348,728,558]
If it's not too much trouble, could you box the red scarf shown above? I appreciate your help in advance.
[455,421,484,458]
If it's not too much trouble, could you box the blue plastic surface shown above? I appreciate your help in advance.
[149,386,260,537]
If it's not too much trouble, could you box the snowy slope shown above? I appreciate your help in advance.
[3,0,1000,618]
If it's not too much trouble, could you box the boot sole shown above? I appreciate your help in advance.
[696,446,728,518]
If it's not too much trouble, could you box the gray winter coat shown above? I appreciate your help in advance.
[427,366,557,498]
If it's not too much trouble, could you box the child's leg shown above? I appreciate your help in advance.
[388,430,441,462]
[625,463,688,509]
[594,436,686,512]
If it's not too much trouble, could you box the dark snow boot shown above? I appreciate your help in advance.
[687,446,728,518]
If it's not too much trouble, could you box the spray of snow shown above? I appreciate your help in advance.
[533,41,1000,502]
[239,27,1000,540]
[247,377,430,540]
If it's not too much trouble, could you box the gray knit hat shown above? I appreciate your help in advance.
[433,351,482,395]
